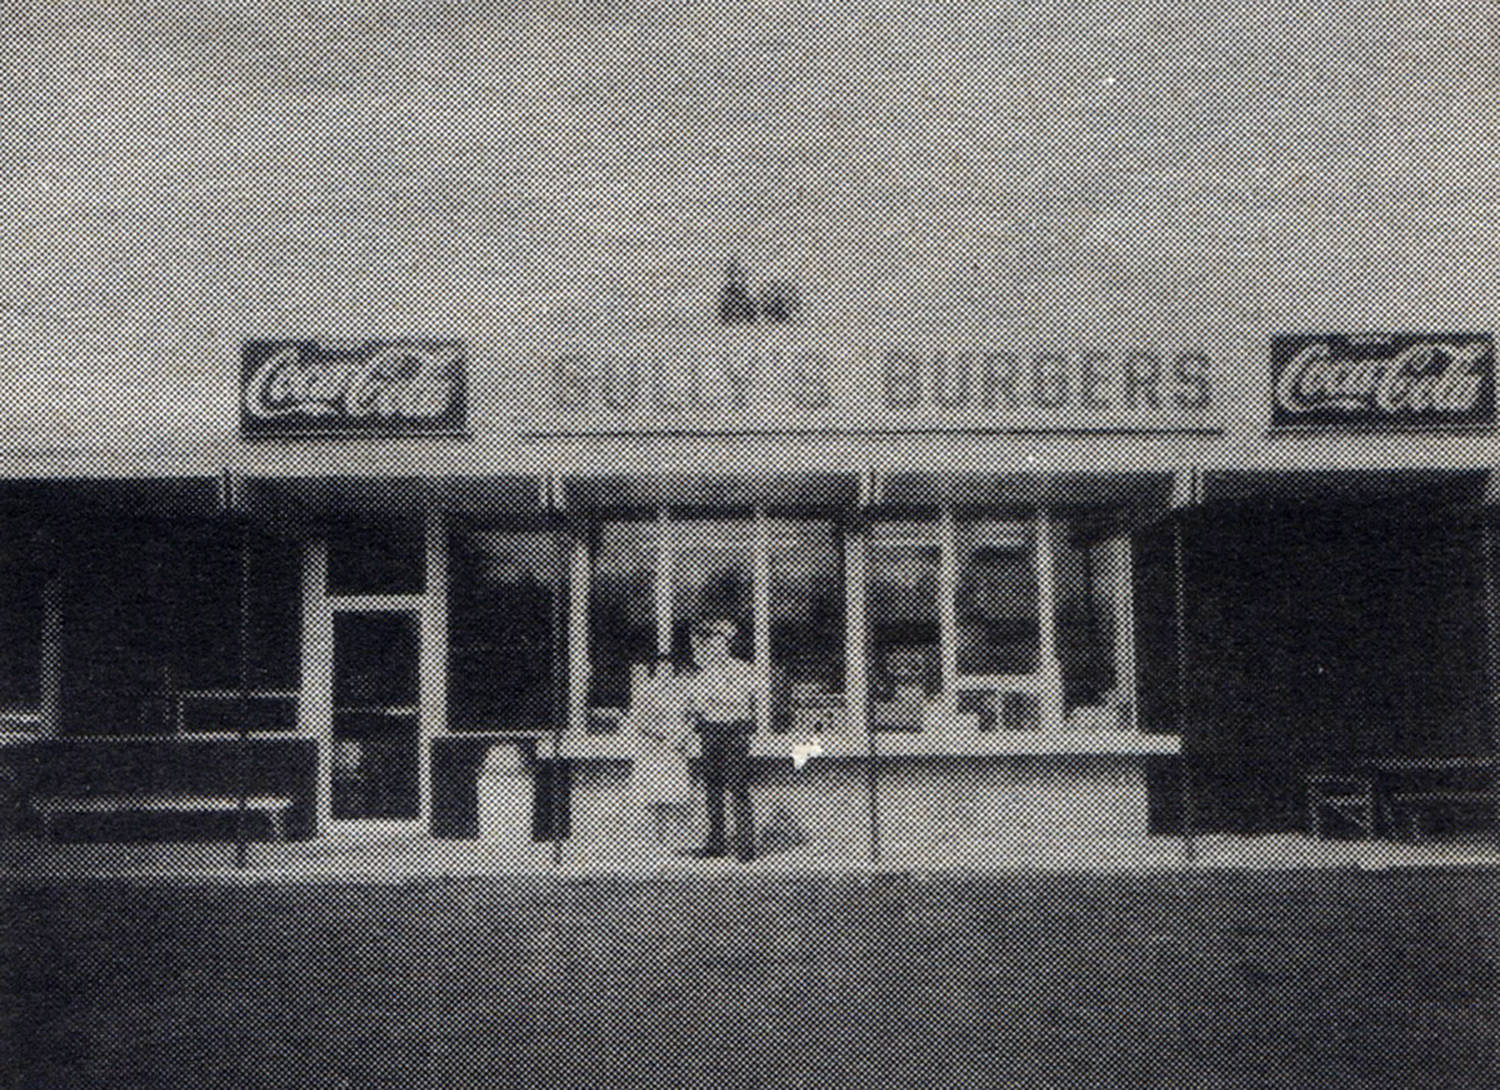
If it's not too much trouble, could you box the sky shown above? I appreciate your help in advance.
[0,1,1495,443]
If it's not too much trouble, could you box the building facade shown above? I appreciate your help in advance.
[1,326,1496,857]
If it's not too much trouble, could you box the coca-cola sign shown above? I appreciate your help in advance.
[1271,334,1494,430]
[240,340,468,438]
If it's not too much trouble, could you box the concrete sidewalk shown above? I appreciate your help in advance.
[5,831,1498,882]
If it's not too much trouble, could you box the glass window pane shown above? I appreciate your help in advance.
[770,521,845,702]
[333,612,419,709]
[327,521,426,596]
[868,529,941,728]
[589,521,658,708]
[0,522,45,711]
[58,523,302,735]
[955,519,1039,676]
[244,536,303,693]
[448,529,566,731]
[172,530,302,698]
[58,523,179,735]
[1054,521,1125,721]
[670,520,753,663]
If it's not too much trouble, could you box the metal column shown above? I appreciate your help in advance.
[1174,515,1197,863]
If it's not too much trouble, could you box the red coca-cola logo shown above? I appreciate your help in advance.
[1271,335,1495,429]
[241,341,467,436]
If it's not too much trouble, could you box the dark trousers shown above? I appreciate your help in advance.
[699,725,755,861]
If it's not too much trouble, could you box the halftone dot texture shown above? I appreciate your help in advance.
[3,1,1499,1087]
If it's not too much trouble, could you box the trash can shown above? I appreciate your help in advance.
[477,742,534,845]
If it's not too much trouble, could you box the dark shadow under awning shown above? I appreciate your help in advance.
[0,477,221,521]
[241,474,545,532]
[1202,469,1490,509]
[560,472,861,512]
[877,471,1175,511]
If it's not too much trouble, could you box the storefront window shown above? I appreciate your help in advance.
[59,522,301,735]
[669,520,754,662]
[771,520,845,734]
[589,520,659,709]
[954,519,1039,677]
[769,520,845,694]
[327,520,426,596]
[0,521,45,720]
[1052,524,1125,719]
[448,528,567,731]
[867,521,941,730]
[862,509,1134,733]
[589,513,846,730]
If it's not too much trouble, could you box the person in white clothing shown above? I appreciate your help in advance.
[680,618,758,861]
[626,655,696,848]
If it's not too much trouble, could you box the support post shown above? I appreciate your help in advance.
[1173,515,1196,863]
[1036,507,1065,727]
[753,507,772,737]
[655,507,673,658]
[1480,513,1500,848]
[847,519,879,864]
[234,515,252,870]
[938,506,958,712]
[418,512,447,831]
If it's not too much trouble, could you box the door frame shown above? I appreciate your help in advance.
[301,514,448,833]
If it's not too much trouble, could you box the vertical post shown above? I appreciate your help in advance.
[1036,507,1064,728]
[1174,516,1197,863]
[234,516,252,870]
[753,507,772,737]
[567,524,592,737]
[1479,514,1500,846]
[302,538,334,833]
[655,507,673,659]
[548,534,564,869]
[937,506,959,713]
[418,512,447,831]
[847,520,879,864]
[561,520,591,867]
[1116,535,1140,732]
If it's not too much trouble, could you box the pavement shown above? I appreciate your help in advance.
[4,865,1497,1090]
[3,830,1499,882]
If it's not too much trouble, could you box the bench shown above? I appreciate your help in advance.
[1308,757,1495,841]
[33,794,294,841]
[1385,790,1497,841]
[1307,772,1378,840]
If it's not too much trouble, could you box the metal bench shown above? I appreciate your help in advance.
[1384,790,1497,841]
[1309,757,1495,841]
[33,794,294,841]
[1307,772,1378,840]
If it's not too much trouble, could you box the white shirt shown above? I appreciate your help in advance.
[680,656,757,725]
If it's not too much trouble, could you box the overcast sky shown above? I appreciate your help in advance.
[0,1,1495,430]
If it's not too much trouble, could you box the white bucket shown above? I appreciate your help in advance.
[477,743,534,845]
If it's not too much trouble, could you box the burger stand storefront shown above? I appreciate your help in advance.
[1,331,1497,864]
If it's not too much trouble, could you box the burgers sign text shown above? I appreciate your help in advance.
[1272,334,1495,430]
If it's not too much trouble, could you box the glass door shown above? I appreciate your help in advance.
[306,516,440,830]
[331,611,421,820]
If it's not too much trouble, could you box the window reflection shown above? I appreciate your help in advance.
[769,521,844,695]
[589,520,658,708]
[1053,524,1126,720]
[867,522,941,729]
[955,519,1039,676]
[670,521,754,663]
[58,522,301,736]
[448,529,566,731]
